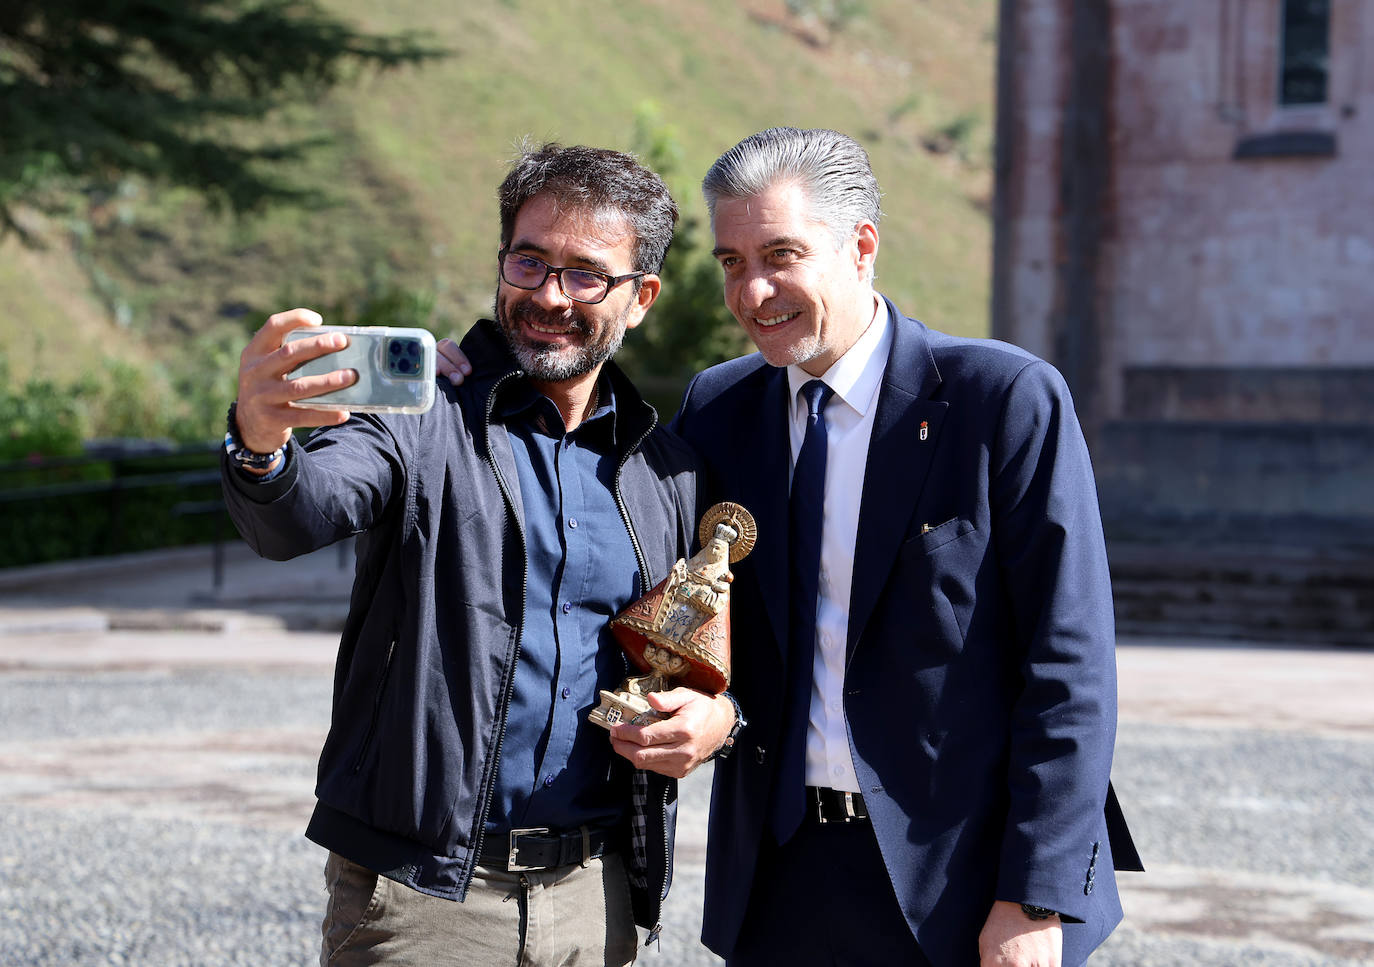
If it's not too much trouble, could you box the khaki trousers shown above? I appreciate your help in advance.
[320,851,639,967]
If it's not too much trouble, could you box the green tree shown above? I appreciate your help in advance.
[620,104,749,414]
[0,0,445,241]
[0,359,90,460]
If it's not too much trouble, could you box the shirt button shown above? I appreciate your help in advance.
[832,765,845,778]
[829,701,841,713]
[544,775,555,787]
[568,517,578,529]
[561,687,571,699]
[561,601,572,614]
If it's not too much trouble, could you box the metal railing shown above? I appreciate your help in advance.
[0,441,227,574]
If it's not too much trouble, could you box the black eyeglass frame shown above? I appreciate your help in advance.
[498,248,648,305]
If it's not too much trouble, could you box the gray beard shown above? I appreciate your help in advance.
[497,300,629,382]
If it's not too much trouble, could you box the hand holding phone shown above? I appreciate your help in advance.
[234,309,361,456]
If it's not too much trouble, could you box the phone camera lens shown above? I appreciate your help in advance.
[386,337,423,379]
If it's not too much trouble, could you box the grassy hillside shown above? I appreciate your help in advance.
[1,0,996,444]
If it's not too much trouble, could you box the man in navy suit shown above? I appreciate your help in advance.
[614,127,1140,967]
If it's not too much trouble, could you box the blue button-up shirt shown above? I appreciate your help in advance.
[486,378,642,833]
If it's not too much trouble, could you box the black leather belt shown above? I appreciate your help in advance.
[807,786,869,824]
[478,826,617,872]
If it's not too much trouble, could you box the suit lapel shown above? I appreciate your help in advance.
[847,303,947,661]
[735,368,792,660]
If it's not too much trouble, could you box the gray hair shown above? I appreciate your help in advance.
[499,142,678,274]
[701,127,883,246]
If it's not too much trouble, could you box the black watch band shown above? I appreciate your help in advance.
[224,402,284,471]
[708,692,747,761]
[1020,903,1058,921]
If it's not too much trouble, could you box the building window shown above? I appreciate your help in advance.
[1280,0,1330,105]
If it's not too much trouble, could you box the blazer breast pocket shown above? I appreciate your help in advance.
[906,516,976,554]
[895,517,981,649]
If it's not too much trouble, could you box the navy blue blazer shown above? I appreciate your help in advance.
[673,299,1140,967]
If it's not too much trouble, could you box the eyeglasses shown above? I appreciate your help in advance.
[499,249,646,305]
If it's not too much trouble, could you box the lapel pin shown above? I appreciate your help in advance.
[920,420,929,442]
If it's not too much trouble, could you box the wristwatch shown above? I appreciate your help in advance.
[1020,903,1058,921]
[224,402,285,471]
[708,692,747,761]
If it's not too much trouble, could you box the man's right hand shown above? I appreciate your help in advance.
[234,308,359,458]
[609,689,737,779]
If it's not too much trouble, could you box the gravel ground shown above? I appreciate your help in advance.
[3,666,1373,966]
[1112,725,1374,886]
[0,807,324,967]
[0,668,334,742]
[1095,723,1374,966]
[0,669,719,967]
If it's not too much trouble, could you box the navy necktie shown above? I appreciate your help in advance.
[771,378,834,843]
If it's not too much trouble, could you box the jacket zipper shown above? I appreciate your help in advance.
[352,637,398,772]
[615,412,675,939]
[613,414,657,591]
[644,779,673,946]
[468,375,666,912]
[468,371,529,876]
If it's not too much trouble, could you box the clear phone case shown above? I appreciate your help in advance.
[285,325,436,414]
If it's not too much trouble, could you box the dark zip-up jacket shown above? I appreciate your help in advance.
[221,319,699,928]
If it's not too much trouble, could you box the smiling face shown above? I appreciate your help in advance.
[711,180,878,376]
[495,192,659,384]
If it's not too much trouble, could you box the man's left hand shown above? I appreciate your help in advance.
[436,337,471,385]
[609,689,736,779]
[978,900,1062,967]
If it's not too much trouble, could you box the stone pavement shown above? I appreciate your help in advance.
[2,542,1373,965]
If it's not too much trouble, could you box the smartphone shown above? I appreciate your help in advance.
[285,325,437,414]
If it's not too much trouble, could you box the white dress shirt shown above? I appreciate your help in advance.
[785,296,892,793]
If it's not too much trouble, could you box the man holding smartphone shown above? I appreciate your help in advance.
[221,143,733,966]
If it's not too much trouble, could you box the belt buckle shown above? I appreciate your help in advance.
[814,789,861,824]
[507,827,551,872]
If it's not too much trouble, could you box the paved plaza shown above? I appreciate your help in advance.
[2,543,1372,965]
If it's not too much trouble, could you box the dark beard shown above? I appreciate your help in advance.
[495,298,628,382]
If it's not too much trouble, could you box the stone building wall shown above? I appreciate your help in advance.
[995,0,1373,420]
[992,0,1374,641]
[1108,0,1373,378]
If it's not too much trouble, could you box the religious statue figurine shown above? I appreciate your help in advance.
[589,502,756,729]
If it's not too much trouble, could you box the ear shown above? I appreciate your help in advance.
[853,221,879,279]
[624,274,661,331]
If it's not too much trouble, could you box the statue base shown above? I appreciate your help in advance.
[588,685,669,730]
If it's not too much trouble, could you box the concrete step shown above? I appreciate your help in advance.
[1096,421,1374,547]
[1112,617,1367,646]
[1112,593,1371,644]
[1107,542,1374,646]
[1109,543,1374,585]
[1121,366,1374,422]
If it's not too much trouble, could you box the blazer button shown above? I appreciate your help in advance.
[755,746,767,764]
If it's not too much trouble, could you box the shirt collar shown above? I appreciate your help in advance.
[786,294,891,420]
[494,373,617,442]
